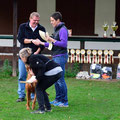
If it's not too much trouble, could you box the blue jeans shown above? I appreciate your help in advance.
[17,58,34,99]
[53,54,68,103]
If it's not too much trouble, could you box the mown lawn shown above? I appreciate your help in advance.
[1,76,120,120]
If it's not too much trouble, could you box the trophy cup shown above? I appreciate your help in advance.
[111,22,118,38]
[108,50,114,64]
[68,29,72,37]
[76,49,81,63]
[102,22,109,38]
[70,49,75,63]
[87,50,91,64]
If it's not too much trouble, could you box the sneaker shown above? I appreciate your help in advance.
[54,102,69,107]
[31,109,45,114]
[58,102,69,107]
[53,102,63,106]
[50,100,58,105]
[45,109,52,112]
[16,98,25,102]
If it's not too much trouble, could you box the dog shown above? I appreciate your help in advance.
[25,65,37,110]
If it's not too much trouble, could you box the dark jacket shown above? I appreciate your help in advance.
[26,54,62,90]
[18,22,46,53]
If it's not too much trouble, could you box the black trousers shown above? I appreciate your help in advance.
[35,89,51,111]
[35,72,62,111]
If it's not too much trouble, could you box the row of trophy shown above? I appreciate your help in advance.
[102,21,118,38]
[68,49,114,64]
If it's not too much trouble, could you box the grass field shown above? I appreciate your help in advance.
[1,77,120,120]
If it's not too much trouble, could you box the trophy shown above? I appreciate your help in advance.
[108,50,114,64]
[81,49,86,63]
[111,22,118,38]
[76,49,81,63]
[104,50,109,64]
[39,30,53,50]
[102,22,109,38]
[87,50,91,64]
[70,49,75,63]
[68,29,72,37]
[92,50,97,64]
[98,50,103,64]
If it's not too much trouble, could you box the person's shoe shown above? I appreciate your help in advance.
[58,102,69,107]
[54,102,69,107]
[45,108,52,112]
[16,98,25,102]
[50,100,58,105]
[31,109,45,114]
[53,102,63,106]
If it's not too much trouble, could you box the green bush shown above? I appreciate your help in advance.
[65,63,80,77]
[0,59,12,77]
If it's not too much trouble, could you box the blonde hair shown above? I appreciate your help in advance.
[19,47,32,58]
[30,12,40,19]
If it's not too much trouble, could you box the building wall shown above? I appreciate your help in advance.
[0,0,120,50]
[85,0,120,50]
[37,0,116,37]
[0,0,37,34]
[36,0,120,50]
[37,0,56,35]
[95,0,115,37]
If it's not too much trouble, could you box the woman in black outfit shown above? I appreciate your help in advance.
[19,47,62,114]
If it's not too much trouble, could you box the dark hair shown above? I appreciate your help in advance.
[51,12,62,21]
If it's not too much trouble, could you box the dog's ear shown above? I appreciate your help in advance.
[25,64,30,72]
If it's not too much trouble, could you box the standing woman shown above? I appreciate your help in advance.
[19,47,62,114]
[32,12,69,107]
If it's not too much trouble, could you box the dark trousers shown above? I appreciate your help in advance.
[35,72,62,111]
[35,89,51,111]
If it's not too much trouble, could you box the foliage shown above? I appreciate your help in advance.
[65,63,80,77]
[0,59,12,77]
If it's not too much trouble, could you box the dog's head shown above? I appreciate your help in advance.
[25,64,30,72]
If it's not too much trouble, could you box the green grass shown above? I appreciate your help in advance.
[1,77,120,120]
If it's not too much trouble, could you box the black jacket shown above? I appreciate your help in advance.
[18,22,46,53]
[27,54,60,80]
[26,54,62,90]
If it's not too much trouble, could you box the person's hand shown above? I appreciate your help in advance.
[32,39,41,45]
[34,51,38,55]
[46,34,56,43]
[45,34,52,42]
[26,76,37,83]
[32,39,45,46]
